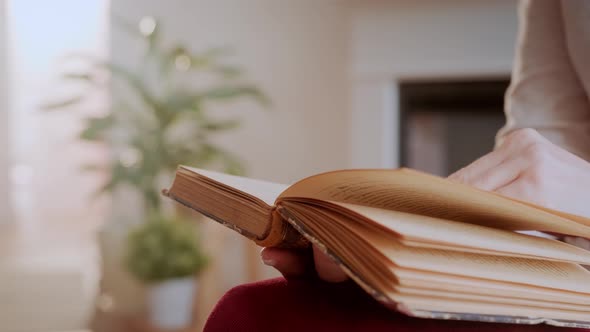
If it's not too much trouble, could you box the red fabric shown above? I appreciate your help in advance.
[204,277,588,332]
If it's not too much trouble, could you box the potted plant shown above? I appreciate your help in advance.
[44,16,269,211]
[43,16,269,328]
[125,214,208,329]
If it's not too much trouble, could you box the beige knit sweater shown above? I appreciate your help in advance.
[499,0,590,247]
[498,0,590,161]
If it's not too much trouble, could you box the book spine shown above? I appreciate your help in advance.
[255,209,310,249]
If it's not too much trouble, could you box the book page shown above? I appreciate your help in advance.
[394,285,590,312]
[285,199,590,294]
[279,203,397,293]
[375,236,590,294]
[282,199,590,293]
[278,169,590,237]
[281,201,590,315]
[397,268,590,305]
[320,201,590,265]
[183,167,288,206]
[165,167,289,242]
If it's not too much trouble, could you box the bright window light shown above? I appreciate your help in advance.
[7,0,109,228]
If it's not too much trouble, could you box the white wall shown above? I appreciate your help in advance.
[0,0,12,224]
[111,0,351,184]
[350,0,518,78]
[348,0,518,168]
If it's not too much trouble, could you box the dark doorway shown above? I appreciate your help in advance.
[399,79,510,176]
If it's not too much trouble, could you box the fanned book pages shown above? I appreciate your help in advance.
[163,167,590,328]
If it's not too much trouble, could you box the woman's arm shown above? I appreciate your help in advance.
[497,0,590,161]
[450,0,590,219]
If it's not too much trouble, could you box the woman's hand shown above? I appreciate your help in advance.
[449,128,590,218]
[260,245,348,282]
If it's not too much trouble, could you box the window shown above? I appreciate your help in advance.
[399,79,509,176]
[0,0,11,223]
[6,0,109,228]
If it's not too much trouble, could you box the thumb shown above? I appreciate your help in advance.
[260,247,313,278]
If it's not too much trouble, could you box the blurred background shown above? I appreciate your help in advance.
[0,0,518,331]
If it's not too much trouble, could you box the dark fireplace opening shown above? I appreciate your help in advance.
[399,79,510,177]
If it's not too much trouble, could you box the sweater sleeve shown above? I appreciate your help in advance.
[498,0,590,161]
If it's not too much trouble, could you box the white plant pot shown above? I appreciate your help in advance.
[148,277,196,329]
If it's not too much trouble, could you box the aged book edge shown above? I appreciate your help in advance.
[276,207,590,328]
[163,189,260,240]
[403,309,590,328]
[163,189,309,248]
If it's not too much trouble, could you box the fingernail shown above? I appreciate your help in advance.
[260,250,276,266]
[262,258,276,266]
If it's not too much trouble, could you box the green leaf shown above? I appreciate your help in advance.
[109,160,145,189]
[62,72,94,81]
[222,154,246,175]
[201,46,234,59]
[201,119,241,132]
[162,92,202,113]
[41,95,85,111]
[108,63,167,118]
[91,176,116,199]
[60,72,102,86]
[214,65,242,79]
[80,60,169,125]
[160,46,188,75]
[164,46,235,73]
[81,164,107,172]
[201,85,271,106]
[79,115,115,141]
[145,19,160,51]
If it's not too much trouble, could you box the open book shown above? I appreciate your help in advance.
[164,167,590,328]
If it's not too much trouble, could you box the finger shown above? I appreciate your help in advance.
[449,148,510,185]
[312,245,349,282]
[467,154,529,192]
[448,129,533,185]
[495,179,539,204]
[260,247,312,278]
